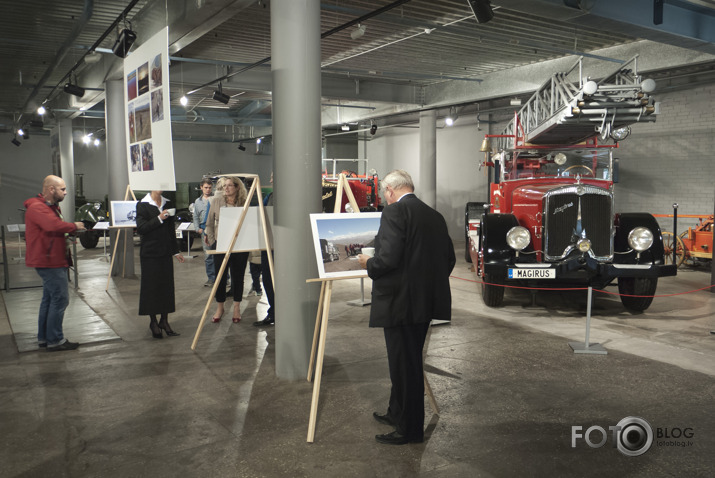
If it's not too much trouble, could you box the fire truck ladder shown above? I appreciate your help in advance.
[496,55,659,151]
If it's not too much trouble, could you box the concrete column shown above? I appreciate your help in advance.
[271,0,323,379]
[58,119,76,222]
[105,79,135,277]
[419,110,437,208]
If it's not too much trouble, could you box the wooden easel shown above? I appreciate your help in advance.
[190,173,275,351]
[305,174,439,443]
[105,185,138,291]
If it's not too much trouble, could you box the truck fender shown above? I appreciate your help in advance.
[481,213,519,266]
[614,213,666,264]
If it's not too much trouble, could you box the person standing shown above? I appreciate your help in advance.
[193,178,215,287]
[205,176,250,323]
[136,191,185,338]
[24,175,86,351]
[358,170,455,445]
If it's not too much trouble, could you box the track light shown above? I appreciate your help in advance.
[212,83,230,105]
[370,124,378,135]
[467,0,494,24]
[37,106,46,115]
[11,136,21,147]
[94,138,101,146]
[64,82,86,98]
[112,28,137,58]
[445,107,458,126]
[256,138,262,144]
[17,128,25,137]
[238,143,246,151]
[180,95,188,106]
[351,23,366,40]
[341,124,350,131]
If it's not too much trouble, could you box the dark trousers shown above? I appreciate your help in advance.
[261,250,274,319]
[249,262,262,291]
[384,321,430,441]
[213,251,249,302]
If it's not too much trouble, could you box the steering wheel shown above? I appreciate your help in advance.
[563,165,595,177]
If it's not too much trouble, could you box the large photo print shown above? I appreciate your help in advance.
[310,212,381,279]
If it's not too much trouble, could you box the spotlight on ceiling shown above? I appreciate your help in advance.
[17,128,25,137]
[112,28,137,58]
[445,107,458,127]
[37,106,46,115]
[351,23,366,40]
[64,82,86,98]
[11,136,21,147]
[180,95,188,106]
[370,124,378,135]
[212,83,230,105]
[510,98,522,106]
[238,143,246,151]
[341,124,350,131]
[467,0,494,24]
[256,137,262,144]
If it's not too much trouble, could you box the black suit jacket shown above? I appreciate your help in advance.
[136,201,180,258]
[367,194,455,328]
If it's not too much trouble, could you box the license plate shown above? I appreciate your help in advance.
[508,268,555,279]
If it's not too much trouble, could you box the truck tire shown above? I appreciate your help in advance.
[618,277,657,312]
[481,272,505,307]
[79,230,99,249]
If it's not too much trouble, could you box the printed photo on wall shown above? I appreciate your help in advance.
[110,201,139,227]
[151,89,164,122]
[137,62,149,96]
[151,53,162,89]
[127,70,137,101]
[309,212,381,279]
[130,144,141,172]
[134,100,152,142]
[128,103,136,144]
[141,141,154,171]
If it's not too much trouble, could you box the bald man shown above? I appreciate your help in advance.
[24,175,85,351]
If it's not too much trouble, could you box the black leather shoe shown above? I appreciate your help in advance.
[375,431,423,445]
[253,316,275,326]
[47,340,79,352]
[373,412,395,427]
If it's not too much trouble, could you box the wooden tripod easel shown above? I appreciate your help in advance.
[105,185,138,291]
[305,174,439,443]
[190,173,275,351]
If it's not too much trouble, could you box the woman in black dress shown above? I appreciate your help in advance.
[136,191,185,338]
[205,176,250,323]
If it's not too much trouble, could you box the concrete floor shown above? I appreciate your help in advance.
[0,239,713,477]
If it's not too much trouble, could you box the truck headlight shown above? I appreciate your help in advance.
[627,227,654,252]
[506,226,530,251]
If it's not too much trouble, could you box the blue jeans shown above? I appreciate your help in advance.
[203,234,216,281]
[36,267,70,346]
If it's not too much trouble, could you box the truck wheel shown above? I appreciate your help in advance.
[79,231,99,249]
[481,273,505,307]
[618,277,657,312]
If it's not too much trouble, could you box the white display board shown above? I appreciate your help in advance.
[123,26,176,191]
[215,206,273,253]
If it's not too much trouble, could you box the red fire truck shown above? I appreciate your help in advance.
[467,56,676,312]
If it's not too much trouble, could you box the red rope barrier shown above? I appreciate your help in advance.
[450,274,715,298]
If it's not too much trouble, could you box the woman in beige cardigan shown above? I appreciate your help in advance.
[204,176,250,323]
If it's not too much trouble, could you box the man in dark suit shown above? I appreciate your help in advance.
[358,169,455,445]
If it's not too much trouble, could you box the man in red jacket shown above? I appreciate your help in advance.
[24,175,85,351]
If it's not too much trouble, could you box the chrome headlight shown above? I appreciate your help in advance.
[627,227,654,252]
[577,238,592,253]
[506,226,530,251]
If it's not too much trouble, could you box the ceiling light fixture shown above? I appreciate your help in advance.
[112,19,137,59]
[467,0,494,24]
[510,98,522,106]
[37,106,46,115]
[370,124,378,135]
[212,83,230,105]
[11,136,21,147]
[17,128,25,137]
[256,138,262,144]
[180,95,188,106]
[341,124,350,131]
[238,143,246,151]
[64,82,86,98]
[351,23,366,40]
[445,107,458,126]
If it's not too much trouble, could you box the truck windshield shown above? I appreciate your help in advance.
[501,148,613,181]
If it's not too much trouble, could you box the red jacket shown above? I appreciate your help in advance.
[24,195,78,268]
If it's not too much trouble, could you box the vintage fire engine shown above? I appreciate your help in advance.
[468,56,677,312]
[322,170,381,213]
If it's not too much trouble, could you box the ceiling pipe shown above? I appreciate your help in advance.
[186,0,414,96]
[17,0,94,123]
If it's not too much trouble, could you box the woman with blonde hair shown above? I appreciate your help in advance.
[205,176,250,323]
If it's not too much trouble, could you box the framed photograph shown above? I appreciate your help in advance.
[110,201,138,227]
[309,212,381,279]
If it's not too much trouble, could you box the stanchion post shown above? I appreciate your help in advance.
[569,287,607,355]
[672,203,678,264]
